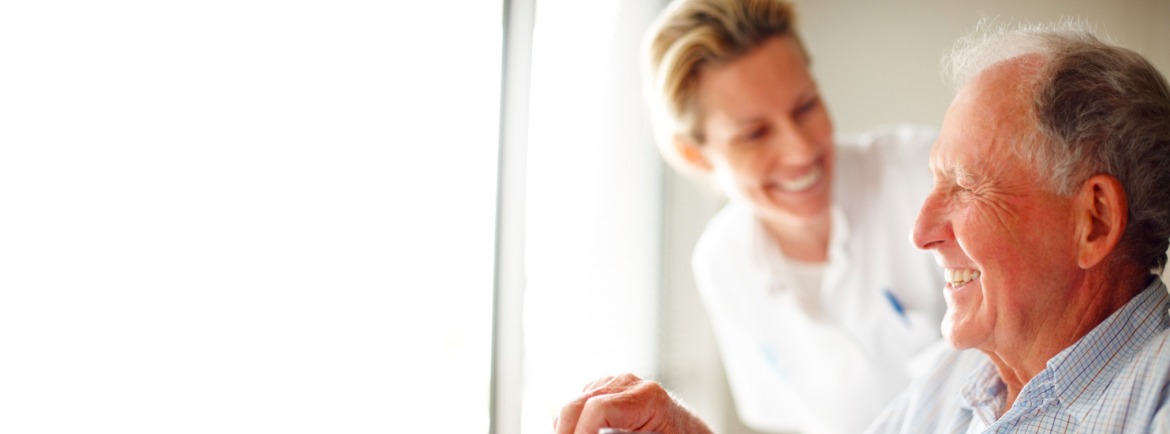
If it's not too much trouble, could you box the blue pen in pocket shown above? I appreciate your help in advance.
[883,288,910,326]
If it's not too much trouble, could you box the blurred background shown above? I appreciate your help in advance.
[1,0,1166,433]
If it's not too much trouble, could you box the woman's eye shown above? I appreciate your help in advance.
[741,127,767,142]
[795,97,819,116]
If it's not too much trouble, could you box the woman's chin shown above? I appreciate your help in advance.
[754,198,830,224]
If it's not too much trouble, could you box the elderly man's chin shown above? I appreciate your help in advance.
[939,310,986,350]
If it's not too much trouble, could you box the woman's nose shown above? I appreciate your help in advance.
[772,121,818,165]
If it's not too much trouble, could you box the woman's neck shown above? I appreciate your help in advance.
[759,210,831,262]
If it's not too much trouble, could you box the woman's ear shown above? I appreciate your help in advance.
[673,134,712,172]
[1075,174,1128,269]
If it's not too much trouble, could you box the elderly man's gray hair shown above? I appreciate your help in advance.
[944,20,1170,273]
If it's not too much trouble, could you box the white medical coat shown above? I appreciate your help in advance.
[691,124,947,434]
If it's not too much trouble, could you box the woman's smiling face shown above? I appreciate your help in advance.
[691,35,835,224]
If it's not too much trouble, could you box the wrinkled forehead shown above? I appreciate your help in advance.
[931,58,1042,179]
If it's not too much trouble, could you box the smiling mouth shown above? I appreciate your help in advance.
[776,165,823,193]
[945,268,981,288]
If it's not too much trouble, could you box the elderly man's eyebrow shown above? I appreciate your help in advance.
[953,165,978,187]
[929,157,976,185]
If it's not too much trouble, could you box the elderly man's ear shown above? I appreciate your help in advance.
[1075,174,1128,269]
[673,135,713,172]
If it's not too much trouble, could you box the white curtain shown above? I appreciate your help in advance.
[517,1,666,433]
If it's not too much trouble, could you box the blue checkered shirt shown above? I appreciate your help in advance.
[865,278,1170,433]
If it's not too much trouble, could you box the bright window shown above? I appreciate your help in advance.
[0,1,500,432]
[518,1,665,433]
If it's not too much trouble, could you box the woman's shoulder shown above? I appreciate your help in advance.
[692,203,755,268]
[835,123,938,167]
[691,203,769,293]
[832,123,938,210]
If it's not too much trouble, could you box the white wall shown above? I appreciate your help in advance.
[659,2,1170,434]
[797,0,1170,134]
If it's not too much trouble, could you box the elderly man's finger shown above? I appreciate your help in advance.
[581,375,617,392]
[572,379,668,434]
[556,374,647,434]
[554,390,588,434]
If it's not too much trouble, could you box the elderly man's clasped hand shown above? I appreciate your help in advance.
[553,374,712,434]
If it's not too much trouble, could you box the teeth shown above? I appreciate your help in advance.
[778,166,822,192]
[945,268,981,287]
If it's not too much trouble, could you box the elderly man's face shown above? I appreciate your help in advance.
[912,60,1082,352]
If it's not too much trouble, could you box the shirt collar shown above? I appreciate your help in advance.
[959,358,1007,426]
[1046,278,1170,424]
[748,204,848,279]
[820,205,851,292]
[955,278,1169,425]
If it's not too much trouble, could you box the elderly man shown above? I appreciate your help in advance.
[554,23,1170,434]
[863,23,1170,432]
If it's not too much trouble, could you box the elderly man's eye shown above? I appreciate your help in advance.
[947,181,975,199]
[954,171,979,193]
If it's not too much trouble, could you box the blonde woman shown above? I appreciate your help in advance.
[587,0,947,433]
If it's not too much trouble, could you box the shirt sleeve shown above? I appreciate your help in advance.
[1153,376,1170,434]
[861,386,912,434]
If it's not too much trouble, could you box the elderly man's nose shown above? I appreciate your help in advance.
[912,194,947,250]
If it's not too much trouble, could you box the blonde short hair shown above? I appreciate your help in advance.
[643,0,806,174]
